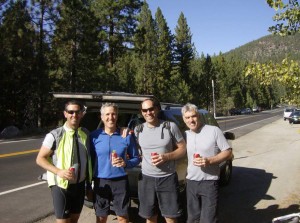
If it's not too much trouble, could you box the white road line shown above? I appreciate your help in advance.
[0,138,43,144]
[0,181,46,196]
[225,116,280,132]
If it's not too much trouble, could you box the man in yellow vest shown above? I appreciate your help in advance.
[36,100,92,223]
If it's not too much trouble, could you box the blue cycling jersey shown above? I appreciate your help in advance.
[90,128,140,179]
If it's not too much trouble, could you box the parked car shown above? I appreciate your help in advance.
[229,108,241,115]
[51,91,235,203]
[252,106,260,113]
[288,110,300,124]
[241,108,252,115]
[283,107,295,121]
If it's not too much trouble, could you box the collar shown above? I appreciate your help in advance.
[99,128,120,135]
[63,122,79,133]
[191,123,205,134]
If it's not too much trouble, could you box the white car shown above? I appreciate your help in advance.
[252,106,260,112]
[283,108,295,121]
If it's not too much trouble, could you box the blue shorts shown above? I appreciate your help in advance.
[51,181,85,219]
[186,180,219,223]
[138,173,181,219]
[93,176,130,217]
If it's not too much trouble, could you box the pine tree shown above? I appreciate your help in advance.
[0,0,37,129]
[113,52,137,92]
[214,55,246,110]
[167,12,195,103]
[154,7,173,100]
[173,12,194,84]
[29,0,60,127]
[189,54,207,107]
[133,1,157,95]
[91,0,142,68]
[202,55,215,110]
[51,0,100,92]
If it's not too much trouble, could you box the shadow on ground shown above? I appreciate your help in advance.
[92,165,300,223]
[219,166,300,223]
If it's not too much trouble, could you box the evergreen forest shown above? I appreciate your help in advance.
[1,0,300,133]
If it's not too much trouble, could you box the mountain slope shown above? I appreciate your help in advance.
[223,32,300,63]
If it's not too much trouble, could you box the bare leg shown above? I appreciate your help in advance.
[117,215,129,223]
[55,212,80,223]
[96,216,108,223]
[70,213,80,223]
[56,218,70,223]
[146,215,158,223]
[165,217,177,223]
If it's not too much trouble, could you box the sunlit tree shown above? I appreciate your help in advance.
[267,0,300,35]
[245,59,300,105]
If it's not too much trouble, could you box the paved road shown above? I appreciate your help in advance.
[219,118,300,223]
[34,118,300,223]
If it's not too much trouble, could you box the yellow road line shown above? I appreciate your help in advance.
[0,149,39,158]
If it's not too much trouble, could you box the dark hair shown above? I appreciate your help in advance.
[64,100,84,111]
[141,98,161,110]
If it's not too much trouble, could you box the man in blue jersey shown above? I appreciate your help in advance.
[90,102,140,223]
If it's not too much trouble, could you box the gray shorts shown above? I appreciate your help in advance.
[51,181,85,219]
[138,173,181,219]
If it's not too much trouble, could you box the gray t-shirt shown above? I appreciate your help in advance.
[135,120,184,177]
[42,126,88,184]
[185,124,230,181]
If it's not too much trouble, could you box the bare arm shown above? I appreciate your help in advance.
[208,148,233,165]
[36,146,73,180]
[164,139,186,161]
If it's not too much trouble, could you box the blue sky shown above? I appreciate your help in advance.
[147,0,277,56]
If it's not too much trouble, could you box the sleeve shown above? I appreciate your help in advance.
[215,127,231,151]
[170,122,184,143]
[42,133,55,150]
[183,131,187,141]
[125,134,140,168]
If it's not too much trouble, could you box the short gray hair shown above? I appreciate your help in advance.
[100,102,118,115]
[181,103,199,116]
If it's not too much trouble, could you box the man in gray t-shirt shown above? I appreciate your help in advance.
[182,103,232,223]
[135,98,186,223]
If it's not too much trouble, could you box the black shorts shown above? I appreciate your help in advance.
[186,180,219,223]
[51,181,85,219]
[93,176,130,217]
[138,173,181,219]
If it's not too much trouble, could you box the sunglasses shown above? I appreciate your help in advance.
[141,107,155,113]
[65,110,82,115]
